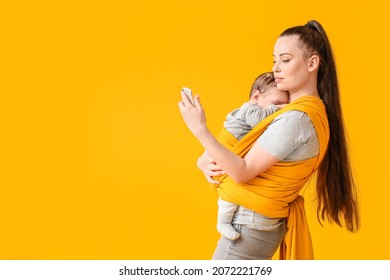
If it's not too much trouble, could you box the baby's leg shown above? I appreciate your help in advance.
[217,197,240,240]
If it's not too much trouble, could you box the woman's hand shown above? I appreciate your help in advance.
[197,151,225,184]
[178,91,224,184]
[178,91,208,138]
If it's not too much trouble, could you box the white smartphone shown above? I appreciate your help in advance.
[181,87,194,105]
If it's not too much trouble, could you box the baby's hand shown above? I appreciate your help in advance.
[276,104,287,109]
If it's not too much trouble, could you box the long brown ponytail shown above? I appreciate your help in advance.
[280,20,360,232]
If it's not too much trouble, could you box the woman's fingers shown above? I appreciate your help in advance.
[193,94,202,110]
[206,164,223,175]
[178,92,194,115]
[180,91,193,107]
[203,162,225,184]
[197,152,225,184]
[206,175,220,185]
[178,91,208,138]
[208,170,224,177]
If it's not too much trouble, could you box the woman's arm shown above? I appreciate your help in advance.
[179,93,279,183]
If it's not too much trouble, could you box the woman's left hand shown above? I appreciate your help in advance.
[178,91,208,138]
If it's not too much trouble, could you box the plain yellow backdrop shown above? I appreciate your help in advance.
[1,0,389,259]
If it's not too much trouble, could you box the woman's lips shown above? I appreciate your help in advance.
[274,77,283,82]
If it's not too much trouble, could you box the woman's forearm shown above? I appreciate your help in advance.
[196,128,248,183]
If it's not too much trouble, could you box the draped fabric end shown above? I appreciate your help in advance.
[279,195,314,260]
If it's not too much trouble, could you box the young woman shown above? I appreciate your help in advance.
[178,20,359,260]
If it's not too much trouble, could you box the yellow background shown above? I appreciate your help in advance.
[1,0,389,259]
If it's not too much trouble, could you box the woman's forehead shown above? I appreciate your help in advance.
[273,35,300,55]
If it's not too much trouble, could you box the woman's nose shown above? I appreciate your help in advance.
[272,63,280,73]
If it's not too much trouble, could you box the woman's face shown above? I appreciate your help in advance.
[272,35,311,93]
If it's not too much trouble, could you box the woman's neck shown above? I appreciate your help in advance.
[289,75,320,102]
[289,90,320,102]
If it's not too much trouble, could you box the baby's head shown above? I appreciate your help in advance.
[249,72,289,108]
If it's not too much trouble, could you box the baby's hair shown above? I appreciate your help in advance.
[249,72,276,98]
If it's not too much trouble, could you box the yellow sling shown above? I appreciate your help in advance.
[212,96,329,260]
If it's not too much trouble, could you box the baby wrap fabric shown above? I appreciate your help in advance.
[212,96,330,259]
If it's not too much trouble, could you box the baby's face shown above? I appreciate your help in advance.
[258,87,289,107]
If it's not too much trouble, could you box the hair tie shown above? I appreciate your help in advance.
[304,20,319,31]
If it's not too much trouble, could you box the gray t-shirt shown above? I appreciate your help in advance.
[258,110,319,161]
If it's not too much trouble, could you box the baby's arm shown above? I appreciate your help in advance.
[245,104,279,128]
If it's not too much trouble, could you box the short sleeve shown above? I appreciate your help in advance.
[257,110,319,161]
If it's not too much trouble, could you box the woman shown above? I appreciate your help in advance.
[178,20,359,260]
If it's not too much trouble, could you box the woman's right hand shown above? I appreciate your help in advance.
[197,151,225,184]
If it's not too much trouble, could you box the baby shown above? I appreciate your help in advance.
[216,72,289,240]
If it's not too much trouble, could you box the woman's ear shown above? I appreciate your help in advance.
[308,55,320,72]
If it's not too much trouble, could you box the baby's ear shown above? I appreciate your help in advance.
[251,90,261,101]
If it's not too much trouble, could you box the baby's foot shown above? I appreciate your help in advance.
[217,223,240,240]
